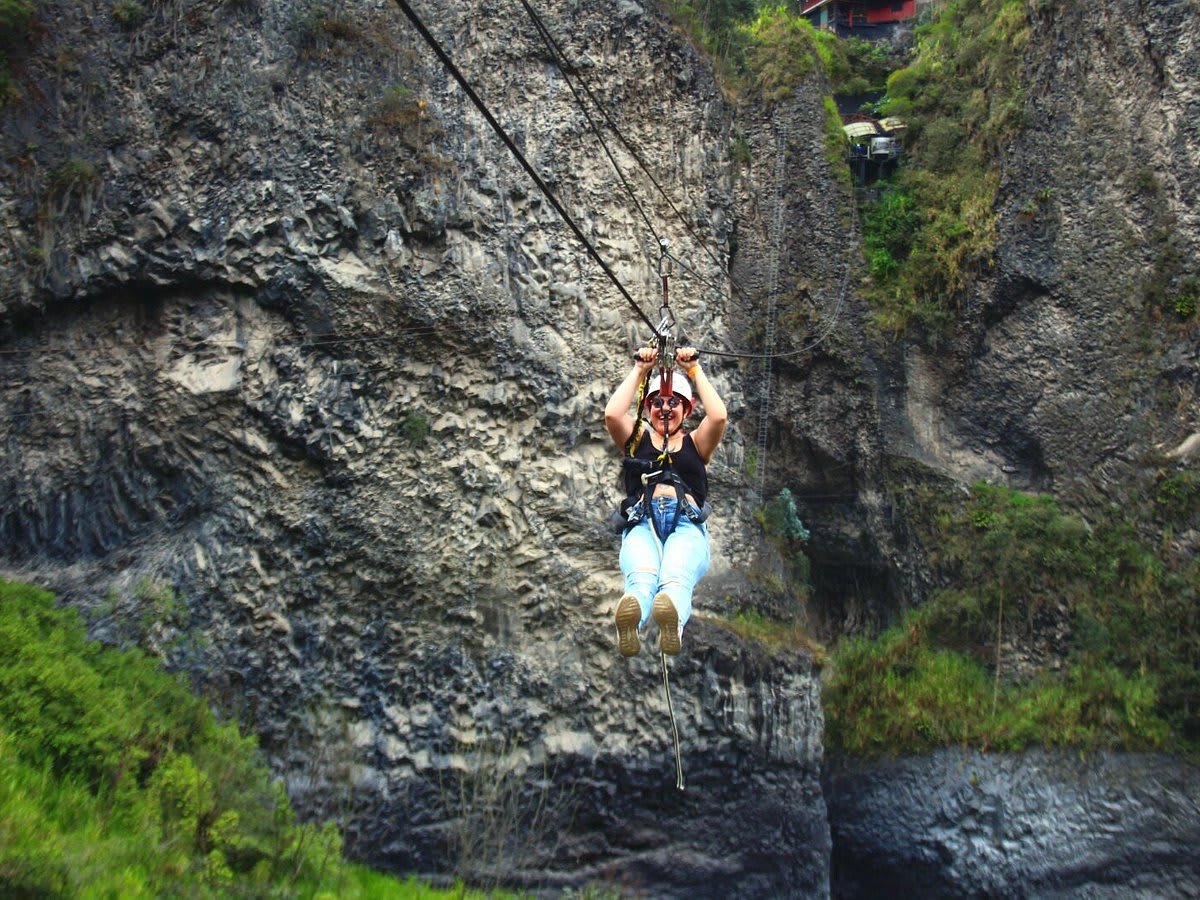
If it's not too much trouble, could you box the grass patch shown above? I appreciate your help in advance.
[824,482,1200,756]
[825,608,1172,755]
[660,2,863,98]
[659,0,757,92]
[744,6,823,101]
[0,579,492,897]
[712,607,827,661]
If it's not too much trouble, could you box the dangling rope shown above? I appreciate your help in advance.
[660,651,685,791]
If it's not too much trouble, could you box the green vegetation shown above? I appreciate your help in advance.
[756,487,813,591]
[860,0,1031,337]
[824,482,1200,756]
[663,2,855,97]
[0,0,34,35]
[47,158,101,201]
[840,35,892,94]
[713,606,827,661]
[736,488,817,652]
[0,0,36,106]
[295,1,365,58]
[660,0,1035,337]
[823,96,853,189]
[758,486,811,544]
[0,580,486,897]
[1156,467,1200,520]
[112,0,146,30]
[660,0,757,88]
[1171,275,1198,320]
[1142,225,1193,316]
[744,7,823,101]
[730,134,752,170]
[401,410,431,444]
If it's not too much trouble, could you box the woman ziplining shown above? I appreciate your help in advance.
[604,345,727,657]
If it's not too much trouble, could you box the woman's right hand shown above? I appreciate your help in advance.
[633,347,658,372]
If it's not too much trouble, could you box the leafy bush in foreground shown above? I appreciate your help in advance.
[0,580,476,897]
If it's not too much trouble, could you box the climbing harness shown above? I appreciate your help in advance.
[613,242,710,539]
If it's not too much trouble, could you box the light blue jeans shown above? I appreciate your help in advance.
[619,497,710,629]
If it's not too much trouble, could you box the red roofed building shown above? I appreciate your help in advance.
[800,0,919,37]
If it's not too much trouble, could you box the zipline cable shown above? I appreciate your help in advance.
[390,0,661,339]
[516,0,663,252]
[515,0,750,305]
[514,0,853,365]
[2,7,853,368]
[0,258,849,367]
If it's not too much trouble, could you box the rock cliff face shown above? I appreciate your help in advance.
[819,0,1200,893]
[826,750,1200,899]
[2,0,1198,893]
[0,0,832,894]
[874,0,1200,531]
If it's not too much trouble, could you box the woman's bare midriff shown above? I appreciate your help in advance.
[651,486,696,505]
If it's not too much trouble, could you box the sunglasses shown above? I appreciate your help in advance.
[650,396,683,410]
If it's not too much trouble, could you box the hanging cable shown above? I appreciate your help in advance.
[516,0,663,251]
[390,0,661,339]
[515,0,750,304]
[660,650,685,791]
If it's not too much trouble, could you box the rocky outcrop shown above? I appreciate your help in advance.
[0,0,831,894]
[2,0,1197,894]
[825,750,1200,898]
[821,3,1200,894]
[877,0,1200,516]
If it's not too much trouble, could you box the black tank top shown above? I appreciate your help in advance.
[623,430,708,507]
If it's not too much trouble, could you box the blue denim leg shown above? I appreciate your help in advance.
[619,498,710,629]
[658,518,709,626]
[619,517,661,627]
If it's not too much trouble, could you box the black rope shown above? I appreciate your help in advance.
[390,0,661,339]
[516,0,663,250]
[515,0,747,301]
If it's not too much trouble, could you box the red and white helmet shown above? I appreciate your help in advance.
[644,373,693,408]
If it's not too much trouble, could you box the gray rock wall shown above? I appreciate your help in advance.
[0,0,831,894]
[822,4,1200,895]
[877,0,1200,513]
[3,0,1197,893]
[826,750,1200,899]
